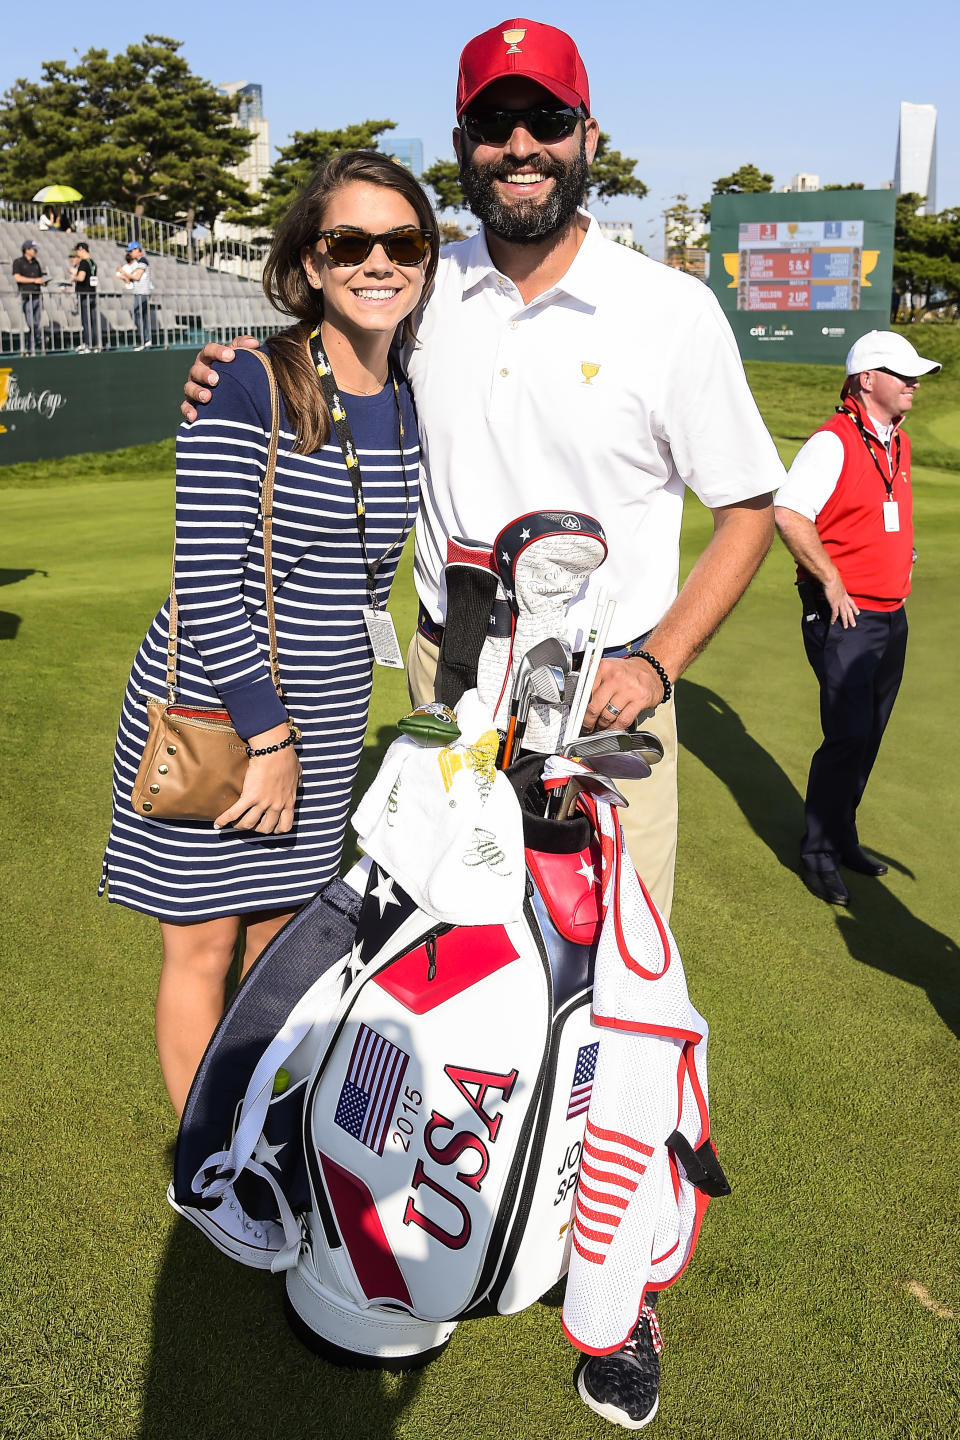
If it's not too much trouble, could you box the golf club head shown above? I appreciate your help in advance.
[561,728,664,765]
[584,751,651,781]
[576,771,629,808]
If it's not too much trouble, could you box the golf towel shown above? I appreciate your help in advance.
[561,793,722,1354]
[352,691,525,925]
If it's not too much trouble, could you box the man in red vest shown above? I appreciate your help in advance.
[774,331,941,905]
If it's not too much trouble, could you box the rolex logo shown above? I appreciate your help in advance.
[502,27,525,53]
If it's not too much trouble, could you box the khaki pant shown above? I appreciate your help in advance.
[406,630,678,919]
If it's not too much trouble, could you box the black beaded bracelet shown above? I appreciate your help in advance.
[245,724,301,759]
[634,649,672,705]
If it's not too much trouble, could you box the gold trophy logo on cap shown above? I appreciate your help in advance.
[502,27,526,53]
[581,362,600,385]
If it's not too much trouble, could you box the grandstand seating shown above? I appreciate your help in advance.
[0,217,282,356]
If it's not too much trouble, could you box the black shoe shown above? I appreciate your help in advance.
[800,861,850,906]
[840,846,888,877]
[576,1300,662,1430]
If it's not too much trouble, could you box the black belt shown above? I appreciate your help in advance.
[417,603,651,663]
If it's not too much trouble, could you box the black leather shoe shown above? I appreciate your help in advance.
[841,846,888,877]
[801,862,850,905]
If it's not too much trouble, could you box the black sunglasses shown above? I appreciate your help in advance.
[877,367,920,385]
[460,104,585,146]
[315,227,432,267]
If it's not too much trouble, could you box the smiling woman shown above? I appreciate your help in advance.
[100,152,439,1117]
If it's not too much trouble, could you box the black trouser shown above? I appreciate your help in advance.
[21,293,42,353]
[800,606,907,866]
[78,292,98,348]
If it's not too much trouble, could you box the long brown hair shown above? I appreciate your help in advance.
[261,150,439,454]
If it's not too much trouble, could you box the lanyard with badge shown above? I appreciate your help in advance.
[840,403,902,533]
[309,325,409,667]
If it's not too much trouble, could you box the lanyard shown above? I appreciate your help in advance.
[308,325,410,608]
[839,404,900,500]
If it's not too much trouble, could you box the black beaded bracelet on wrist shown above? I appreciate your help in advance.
[635,649,672,705]
[245,724,301,759]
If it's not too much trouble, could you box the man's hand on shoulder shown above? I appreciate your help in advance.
[181,335,260,422]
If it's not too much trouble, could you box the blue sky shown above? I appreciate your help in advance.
[5,1,957,256]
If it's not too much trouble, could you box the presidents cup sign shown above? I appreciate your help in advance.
[0,367,67,435]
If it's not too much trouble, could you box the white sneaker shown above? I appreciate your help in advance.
[166,1180,283,1269]
[76,344,90,354]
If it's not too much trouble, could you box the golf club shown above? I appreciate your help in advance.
[502,639,569,767]
[561,729,664,766]
[563,597,616,746]
[556,767,629,821]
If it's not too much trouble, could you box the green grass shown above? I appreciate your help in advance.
[2,347,959,1440]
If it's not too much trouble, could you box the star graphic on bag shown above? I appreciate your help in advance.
[252,1134,286,1170]
[346,939,365,982]
[576,858,596,886]
[370,868,399,916]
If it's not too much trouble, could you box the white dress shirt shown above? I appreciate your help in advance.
[407,212,784,647]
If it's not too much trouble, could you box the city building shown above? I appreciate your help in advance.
[598,220,636,248]
[893,102,937,213]
[391,139,424,176]
[780,173,820,193]
[219,82,271,196]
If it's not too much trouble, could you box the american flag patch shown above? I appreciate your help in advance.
[567,1042,599,1119]
[572,1120,654,1266]
[333,1024,409,1157]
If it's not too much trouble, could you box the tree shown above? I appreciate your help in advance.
[421,158,464,213]
[235,121,397,232]
[662,194,706,270]
[823,182,865,190]
[700,163,774,225]
[892,193,960,318]
[0,37,253,228]
[587,133,648,204]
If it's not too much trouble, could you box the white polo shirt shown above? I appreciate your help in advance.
[407,212,785,648]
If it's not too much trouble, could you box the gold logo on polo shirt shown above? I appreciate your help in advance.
[502,27,525,53]
[581,362,600,385]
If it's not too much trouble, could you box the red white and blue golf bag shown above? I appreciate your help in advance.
[173,757,728,1367]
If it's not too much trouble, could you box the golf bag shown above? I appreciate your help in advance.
[173,756,725,1367]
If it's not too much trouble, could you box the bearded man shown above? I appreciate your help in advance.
[183,19,783,935]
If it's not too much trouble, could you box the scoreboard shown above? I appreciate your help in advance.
[736,220,864,312]
[709,191,895,365]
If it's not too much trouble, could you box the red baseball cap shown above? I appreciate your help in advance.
[457,19,590,117]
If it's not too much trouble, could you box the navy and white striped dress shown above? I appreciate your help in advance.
[100,348,418,921]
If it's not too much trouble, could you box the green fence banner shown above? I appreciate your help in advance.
[709,190,896,364]
[0,350,190,464]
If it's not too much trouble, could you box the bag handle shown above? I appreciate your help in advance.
[165,348,282,703]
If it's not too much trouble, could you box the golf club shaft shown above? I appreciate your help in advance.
[561,591,607,747]
[565,599,616,744]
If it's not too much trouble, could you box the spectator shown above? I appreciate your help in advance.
[116,241,153,349]
[69,241,100,353]
[58,209,75,234]
[38,207,56,231]
[12,240,46,355]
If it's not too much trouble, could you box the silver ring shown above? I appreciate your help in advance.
[604,701,622,717]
